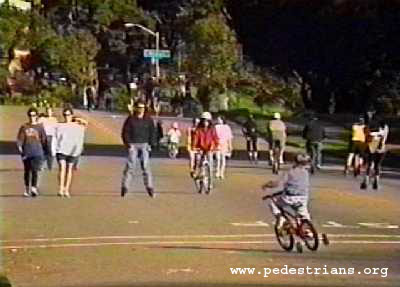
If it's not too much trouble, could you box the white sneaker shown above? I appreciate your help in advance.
[23,190,31,197]
[30,187,39,197]
[64,191,71,198]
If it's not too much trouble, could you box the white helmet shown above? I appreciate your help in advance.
[200,112,212,121]
[273,112,281,119]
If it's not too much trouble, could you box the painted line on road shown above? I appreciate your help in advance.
[3,240,400,250]
[2,233,400,243]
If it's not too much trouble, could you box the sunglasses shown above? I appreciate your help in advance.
[28,114,37,117]
[63,113,72,116]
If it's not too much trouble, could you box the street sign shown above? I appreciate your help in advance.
[143,49,171,59]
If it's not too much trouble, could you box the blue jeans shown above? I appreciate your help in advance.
[121,143,153,190]
[306,141,323,167]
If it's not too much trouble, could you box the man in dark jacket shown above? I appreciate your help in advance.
[121,101,156,197]
[302,114,326,169]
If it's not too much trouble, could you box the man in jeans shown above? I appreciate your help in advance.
[121,101,156,198]
[302,114,326,169]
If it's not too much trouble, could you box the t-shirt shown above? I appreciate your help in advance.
[268,119,287,140]
[167,128,182,144]
[283,166,310,197]
[243,120,257,138]
[55,122,85,157]
[39,116,58,136]
[17,123,47,158]
[215,124,233,144]
[351,123,366,142]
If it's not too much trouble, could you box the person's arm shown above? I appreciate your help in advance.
[39,125,48,155]
[121,117,131,147]
[302,124,308,139]
[148,118,156,147]
[16,125,25,155]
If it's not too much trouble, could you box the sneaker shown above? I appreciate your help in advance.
[57,191,64,197]
[64,191,71,198]
[360,181,368,190]
[30,187,39,197]
[190,171,195,178]
[23,191,31,197]
[372,180,379,190]
[121,187,128,197]
[146,187,155,198]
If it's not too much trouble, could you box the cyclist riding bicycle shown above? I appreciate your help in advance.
[191,112,219,189]
[187,117,200,176]
[262,153,311,227]
[268,112,287,165]
[167,122,181,158]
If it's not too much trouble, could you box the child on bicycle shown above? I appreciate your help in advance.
[167,122,181,157]
[262,153,311,226]
[191,112,219,189]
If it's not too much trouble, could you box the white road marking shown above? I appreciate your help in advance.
[166,268,194,275]
[128,221,139,224]
[231,221,270,227]
[2,239,400,250]
[322,221,360,229]
[358,222,399,229]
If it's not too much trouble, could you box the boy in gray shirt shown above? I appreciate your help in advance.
[263,154,311,222]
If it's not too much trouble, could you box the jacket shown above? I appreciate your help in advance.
[121,115,156,146]
[302,119,326,142]
[192,127,219,152]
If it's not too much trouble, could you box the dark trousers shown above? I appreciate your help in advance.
[366,152,385,176]
[23,157,43,188]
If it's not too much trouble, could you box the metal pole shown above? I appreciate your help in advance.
[155,32,160,79]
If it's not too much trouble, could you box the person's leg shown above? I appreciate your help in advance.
[316,142,323,167]
[373,153,385,190]
[221,152,226,179]
[23,159,31,196]
[121,145,138,196]
[207,151,214,190]
[46,135,54,170]
[30,157,43,196]
[280,138,286,164]
[253,138,258,163]
[64,162,74,197]
[361,152,372,189]
[139,145,154,197]
[58,159,67,196]
[215,151,222,178]
[246,139,252,161]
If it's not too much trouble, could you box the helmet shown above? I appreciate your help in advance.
[295,153,310,164]
[200,112,212,121]
[273,112,281,119]
[172,122,179,129]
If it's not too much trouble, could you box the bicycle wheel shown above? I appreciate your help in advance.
[300,219,319,251]
[274,215,294,251]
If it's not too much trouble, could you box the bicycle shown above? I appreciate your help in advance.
[262,193,329,253]
[193,150,212,194]
[270,139,282,174]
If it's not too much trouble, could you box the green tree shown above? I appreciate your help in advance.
[184,14,239,108]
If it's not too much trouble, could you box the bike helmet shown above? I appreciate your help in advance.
[295,153,310,164]
[200,111,212,121]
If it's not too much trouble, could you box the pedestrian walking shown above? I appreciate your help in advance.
[268,112,287,164]
[16,107,47,197]
[361,117,389,190]
[215,115,233,179]
[242,114,258,163]
[187,117,200,177]
[38,106,58,170]
[54,108,86,197]
[121,101,156,198]
[302,114,326,170]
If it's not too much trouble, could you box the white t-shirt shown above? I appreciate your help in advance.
[167,128,181,144]
[55,122,85,157]
[39,117,58,136]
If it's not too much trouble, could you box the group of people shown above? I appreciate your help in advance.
[17,106,87,198]
[120,101,234,197]
[345,112,389,190]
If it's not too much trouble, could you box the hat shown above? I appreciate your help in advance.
[135,101,146,108]
[200,112,212,120]
[295,153,310,164]
[273,112,281,119]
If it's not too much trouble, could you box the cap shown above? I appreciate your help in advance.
[200,112,212,121]
[273,112,281,119]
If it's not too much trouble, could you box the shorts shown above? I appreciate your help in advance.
[56,153,79,164]
[246,137,258,152]
[349,141,366,156]
[269,137,286,150]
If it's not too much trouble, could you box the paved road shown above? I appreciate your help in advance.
[1,106,399,287]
